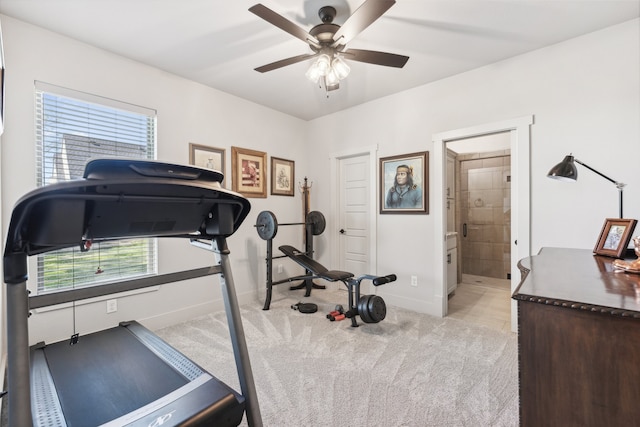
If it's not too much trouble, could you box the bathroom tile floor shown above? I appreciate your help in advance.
[447,273,513,333]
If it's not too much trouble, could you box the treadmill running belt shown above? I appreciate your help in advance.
[38,326,188,426]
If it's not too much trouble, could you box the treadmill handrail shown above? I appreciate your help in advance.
[29,265,222,309]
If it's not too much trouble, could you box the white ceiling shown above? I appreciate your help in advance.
[0,0,638,121]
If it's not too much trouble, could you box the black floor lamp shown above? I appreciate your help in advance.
[547,154,626,218]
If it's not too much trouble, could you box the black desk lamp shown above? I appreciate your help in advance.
[547,154,626,218]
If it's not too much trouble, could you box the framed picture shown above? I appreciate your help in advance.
[380,151,429,214]
[231,146,267,198]
[594,218,637,258]
[189,143,225,183]
[271,157,295,196]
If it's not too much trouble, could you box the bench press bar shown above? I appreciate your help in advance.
[254,210,325,241]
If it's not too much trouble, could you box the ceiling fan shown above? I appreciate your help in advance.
[249,0,409,92]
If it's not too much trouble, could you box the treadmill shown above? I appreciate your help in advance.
[3,159,263,426]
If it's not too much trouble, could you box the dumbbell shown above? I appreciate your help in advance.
[326,304,345,321]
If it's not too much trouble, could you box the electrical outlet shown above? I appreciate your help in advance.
[277,264,283,274]
[106,299,118,313]
[410,275,418,287]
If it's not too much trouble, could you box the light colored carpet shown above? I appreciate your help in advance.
[154,290,519,426]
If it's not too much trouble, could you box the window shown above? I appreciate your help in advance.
[35,82,157,294]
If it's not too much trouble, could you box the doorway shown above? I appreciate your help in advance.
[432,116,533,332]
[446,134,512,331]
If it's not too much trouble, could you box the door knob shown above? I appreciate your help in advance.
[339,229,345,234]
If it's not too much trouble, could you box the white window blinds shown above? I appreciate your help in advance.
[34,82,158,294]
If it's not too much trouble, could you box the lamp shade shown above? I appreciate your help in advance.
[547,155,578,182]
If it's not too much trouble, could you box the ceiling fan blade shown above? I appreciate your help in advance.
[255,53,318,73]
[249,4,320,47]
[342,48,409,68]
[332,0,396,46]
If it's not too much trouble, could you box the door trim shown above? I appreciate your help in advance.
[433,116,533,331]
[330,145,378,281]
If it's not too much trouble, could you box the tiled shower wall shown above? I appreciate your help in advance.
[458,151,511,280]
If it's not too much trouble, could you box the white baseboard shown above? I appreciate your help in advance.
[382,292,443,317]
[142,288,258,331]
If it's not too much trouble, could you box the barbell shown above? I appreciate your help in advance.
[254,210,326,240]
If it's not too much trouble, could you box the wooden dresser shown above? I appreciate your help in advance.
[513,248,640,426]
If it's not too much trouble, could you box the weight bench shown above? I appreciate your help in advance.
[278,245,396,327]
[255,210,327,310]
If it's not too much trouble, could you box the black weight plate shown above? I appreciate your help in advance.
[297,302,318,313]
[367,295,386,323]
[256,210,278,240]
[358,295,373,324]
[307,211,326,236]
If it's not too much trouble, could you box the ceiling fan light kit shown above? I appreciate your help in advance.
[249,0,409,94]
[305,52,350,91]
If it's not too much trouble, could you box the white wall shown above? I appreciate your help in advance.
[1,14,638,344]
[0,14,309,344]
[306,19,640,315]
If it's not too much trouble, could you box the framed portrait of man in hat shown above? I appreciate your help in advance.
[380,151,428,214]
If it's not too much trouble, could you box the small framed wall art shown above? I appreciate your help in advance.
[380,151,429,214]
[594,218,637,258]
[189,143,225,183]
[271,157,295,196]
[231,146,267,198]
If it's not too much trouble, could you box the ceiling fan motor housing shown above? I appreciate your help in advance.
[318,6,337,23]
[310,6,341,47]
[309,23,340,45]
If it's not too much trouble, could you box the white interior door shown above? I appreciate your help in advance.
[338,154,371,278]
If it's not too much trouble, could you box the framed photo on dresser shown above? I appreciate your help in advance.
[594,218,637,258]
